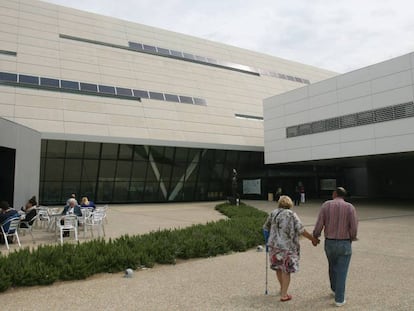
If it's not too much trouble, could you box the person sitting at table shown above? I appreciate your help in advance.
[80,196,95,210]
[20,195,38,228]
[66,193,78,206]
[61,198,82,237]
[0,201,19,244]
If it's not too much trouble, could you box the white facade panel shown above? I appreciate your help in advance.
[264,52,414,164]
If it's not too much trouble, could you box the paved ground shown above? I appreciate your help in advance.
[1,199,414,310]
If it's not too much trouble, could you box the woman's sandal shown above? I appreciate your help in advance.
[280,294,292,302]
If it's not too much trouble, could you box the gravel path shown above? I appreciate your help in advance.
[1,200,413,310]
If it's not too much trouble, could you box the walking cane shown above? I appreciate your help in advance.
[263,229,269,295]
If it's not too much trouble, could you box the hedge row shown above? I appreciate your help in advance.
[0,202,268,292]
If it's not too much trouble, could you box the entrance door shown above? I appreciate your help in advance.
[0,146,16,205]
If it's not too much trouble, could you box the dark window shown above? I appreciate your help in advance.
[99,160,117,179]
[80,82,97,92]
[193,98,207,105]
[84,142,101,159]
[183,53,195,60]
[81,160,99,180]
[99,85,116,94]
[374,107,394,122]
[131,161,148,181]
[156,47,170,55]
[179,96,193,104]
[80,181,96,199]
[116,87,133,96]
[128,42,143,50]
[47,140,66,158]
[66,141,84,158]
[133,89,149,98]
[97,181,114,202]
[357,111,373,125]
[170,50,183,58]
[340,114,357,128]
[0,50,16,56]
[64,159,82,181]
[101,143,118,159]
[149,92,164,101]
[44,159,64,181]
[394,102,414,119]
[42,181,62,203]
[325,118,340,131]
[298,124,312,135]
[0,72,17,82]
[40,77,59,88]
[133,146,149,161]
[164,94,180,102]
[119,145,134,160]
[19,74,39,85]
[143,45,157,53]
[61,80,79,90]
[286,126,298,138]
[113,182,130,202]
[175,148,188,162]
[116,161,132,181]
[311,120,326,133]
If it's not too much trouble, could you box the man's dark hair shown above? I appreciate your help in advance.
[336,187,347,197]
[0,201,10,210]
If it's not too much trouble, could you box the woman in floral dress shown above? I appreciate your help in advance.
[263,195,319,301]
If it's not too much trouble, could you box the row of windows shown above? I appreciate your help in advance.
[286,101,414,138]
[0,50,16,56]
[40,140,264,204]
[128,41,310,84]
[0,71,207,105]
[58,34,310,85]
[235,113,264,121]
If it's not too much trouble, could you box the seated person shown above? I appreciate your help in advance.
[20,196,38,228]
[66,193,78,206]
[0,201,19,243]
[80,196,95,210]
[61,198,82,237]
[62,198,82,217]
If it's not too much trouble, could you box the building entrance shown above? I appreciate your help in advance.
[0,146,16,205]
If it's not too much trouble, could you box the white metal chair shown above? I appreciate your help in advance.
[1,217,22,250]
[84,210,106,238]
[95,205,109,224]
[19,214,38,243]
[36,207,50,229]
[57,215,78,245]
[78,208,92,238]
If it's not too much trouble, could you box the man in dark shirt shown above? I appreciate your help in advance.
[0,201,19,243]
[0,201,19,225]
[313,187,358,307]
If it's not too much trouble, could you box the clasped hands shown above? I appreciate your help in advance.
[311,236,320,247]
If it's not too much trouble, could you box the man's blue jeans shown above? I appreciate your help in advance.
[324,239,352,303]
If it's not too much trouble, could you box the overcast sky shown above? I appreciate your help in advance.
[45,0,414,73]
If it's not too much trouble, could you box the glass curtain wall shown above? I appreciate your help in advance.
[39,140,264,204]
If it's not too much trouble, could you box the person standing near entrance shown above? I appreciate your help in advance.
[313,187,358,307]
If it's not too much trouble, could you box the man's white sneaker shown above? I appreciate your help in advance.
[335,300,346,307]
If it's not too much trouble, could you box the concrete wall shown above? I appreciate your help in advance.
[0,0,336,151]
[264,53,414,164]
[0,117,41,209]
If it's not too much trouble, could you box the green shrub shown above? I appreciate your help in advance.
[0,202,267,292]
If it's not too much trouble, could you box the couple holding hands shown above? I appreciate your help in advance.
[263,187,358,307]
